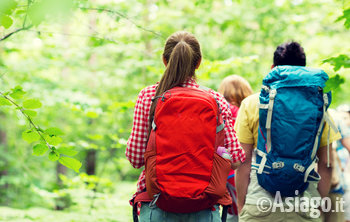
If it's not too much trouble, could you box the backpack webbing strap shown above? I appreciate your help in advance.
[304,158,318,182]
[132,191,153,222]
[132,205,139,222]
[258,103,269,109]
[255,149,268,174]
[221,205,228,222]
[265,89,277,153]
[152,120,157,130]
[199,85,225,133]
[217,122,225,133]
[311,94,329,160]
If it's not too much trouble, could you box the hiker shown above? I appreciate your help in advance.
[234,41,341,222]
[126,31,245,222]
[218,74,253,222]
[336,105,350,222]
[324,106,350,222]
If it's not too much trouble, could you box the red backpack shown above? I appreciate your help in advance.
[144,86,232,213]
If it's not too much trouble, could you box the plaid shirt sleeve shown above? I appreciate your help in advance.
[126,88,151,169]
[210,91,246,163]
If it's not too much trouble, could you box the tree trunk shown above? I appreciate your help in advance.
[85,10,98,177]
[86,150,97,175]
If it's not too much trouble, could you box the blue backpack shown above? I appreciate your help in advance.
[254,65,337,197]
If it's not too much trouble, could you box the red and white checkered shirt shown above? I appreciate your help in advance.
[126,78,245,202]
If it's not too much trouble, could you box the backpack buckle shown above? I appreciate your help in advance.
[272,161,284,169]
[261,85,270,92]
[323,94,329,106]
[293,163,305,173]
[151,91,172,102]
[269,89,277,100]
[149,193,160,209]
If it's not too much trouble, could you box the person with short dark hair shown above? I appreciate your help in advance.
[234,41,341,222]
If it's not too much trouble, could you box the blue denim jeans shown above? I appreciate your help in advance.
[139,203,221,222]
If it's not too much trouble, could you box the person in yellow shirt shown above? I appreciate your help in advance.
[234,42,341,222]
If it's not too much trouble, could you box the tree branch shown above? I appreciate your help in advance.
[0,26,32,42]
[79,7,164,38]
[27,29,122,45]
[0,92,52,150]
[22,0,32,28]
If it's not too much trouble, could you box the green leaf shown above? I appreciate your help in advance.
[10,86,26,99]
[86,111,98,118]
[45,127,64,136]
[87,134,103,141]
[0,0,18,15]
[56,147,78,156]
[324,74,345,93]
[0,15,13,29]
[48,151,60,161]
[44,134,62,146]
[33,144,48,156]
[0,97,12,106]
[59,156,82,173]
[22,130,40,143]
[23,99,42,109]
[23,110,37,118]
[15,9,26,15]
[336,8,350,29]
[323,54,350,71]
[28,0,74,26]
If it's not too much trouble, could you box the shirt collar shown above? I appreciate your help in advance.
[182,78,199,88]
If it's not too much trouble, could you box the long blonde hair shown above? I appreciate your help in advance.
[149,31,202,128]
[218,75,253,107]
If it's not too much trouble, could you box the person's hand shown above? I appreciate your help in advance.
[231,160,241,170]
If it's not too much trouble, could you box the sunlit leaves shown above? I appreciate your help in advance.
[45,127,64,136]
[33,144,48,156]
[86,111,98,118]
[0,15,13,29]
[22,109,37,118]
[0,97,12,106]
[0,0,17,29]
[22,130,40,143]
[108,101,135,112]
[56,147,78,156]
[336,8,350,29]
[44,134,62,146]
[23,98,42,109]
[1,84,81,172]
[324,74,345,93]
[87,134,103,141]
[28,0,74,26]
[49,150,60,161]
[0,0,17,15]
[59,156,82,173]
[323,54,350,71]
[9,86,26,99]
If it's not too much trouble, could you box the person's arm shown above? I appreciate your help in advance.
[316,144,333,198]
[125,89,149,169]
[235,143,254,213]
[213,91,246,166]
[341,137,350,153]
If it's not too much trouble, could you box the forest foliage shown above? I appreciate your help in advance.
[1,0,350,221]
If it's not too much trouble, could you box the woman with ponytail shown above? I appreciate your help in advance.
[126,31,245,221]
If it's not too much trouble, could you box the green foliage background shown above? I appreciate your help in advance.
[1,0,350,221]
